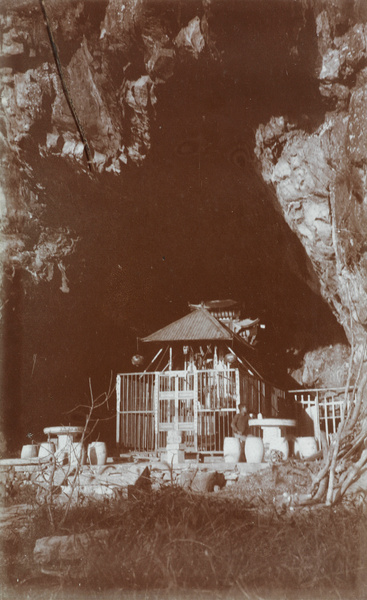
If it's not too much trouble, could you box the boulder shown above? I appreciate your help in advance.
[179,470,225,493]
[175,17,205,58]
[34,529,110,565]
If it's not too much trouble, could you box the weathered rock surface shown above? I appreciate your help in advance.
[34,529,110,564]
[2,0,367,447]
[255,3,367,356]
[0,0,209,306]
[291,342,351,388]
[0,0,206,172]
[179,469,226,493]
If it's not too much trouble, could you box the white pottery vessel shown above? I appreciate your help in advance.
[245,436,264,463]
[295,437,318,459]
[21,444,38,459]
[88,442,108,466]
[38,442,56,459]
[223,437,241,463]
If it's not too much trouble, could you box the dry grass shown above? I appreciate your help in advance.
[2,467,366,597]
[76,486,365,593]
[222,461,317,505]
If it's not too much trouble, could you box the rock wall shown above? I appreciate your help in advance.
[255,0,367,352]
[0,0,206,171]
[0,0,209,290]
[1,0,367,396]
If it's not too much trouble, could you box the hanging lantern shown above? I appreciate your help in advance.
[225,352,237,364]
[131,354,144,367]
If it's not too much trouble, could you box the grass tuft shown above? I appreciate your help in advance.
[2,468,366,595]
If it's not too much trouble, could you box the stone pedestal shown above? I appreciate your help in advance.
[163,430,185,464]
[163,449,185,465]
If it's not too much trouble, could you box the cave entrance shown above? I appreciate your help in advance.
[132,0,346,380]
[1,0,350,451]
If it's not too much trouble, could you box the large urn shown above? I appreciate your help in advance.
[88,441,108,465]
[294,437,318,459]
[21,444,38,459]
[223,437,242,463]
[245,436,264,463]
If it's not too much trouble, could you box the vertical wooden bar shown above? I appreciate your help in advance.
[130,375,133,447]
[174,373,179,430]
[121,375,124,447]
[235,368,240,408]
[134,374,137,450]
[151,374,154,450]
[332,395,336,436]
[124,376,128,447]
[154,372,159,452]
[136,376,139,450]
[324,395,329,441]
[121,375,129,446]
[315,391,321,446]
[129,375,132,449]
[131,374,134,450]
[134,376,136,446]
[194,371,198,452]
[143,380,146,451]
[150,376,153,450]
[124,376,127,448]
[131,375,134,448]
[129,375,132,447]
[147,375,151,450]
[116,375,121,446]
[145,378,148,450]
[126,375,130,448]
[137,375,140,450]
[122,375,125,448]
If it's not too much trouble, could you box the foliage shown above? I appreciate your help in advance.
[2,483,366,595]
[310,345,367,505]
[0,468,38,506]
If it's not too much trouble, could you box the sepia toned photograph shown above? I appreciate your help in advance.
[0,0,366,598]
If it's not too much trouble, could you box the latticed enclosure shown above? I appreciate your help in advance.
[116,367,285,453]
[290,387,357,444]
[115,301,288,454]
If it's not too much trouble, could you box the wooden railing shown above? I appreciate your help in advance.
[289,387,356,445]
[116,369,241,453]
[116,372,156,451]
[116,368,287,453]
[196,369,238,453]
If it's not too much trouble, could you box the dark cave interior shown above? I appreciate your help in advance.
[1,0,348,451]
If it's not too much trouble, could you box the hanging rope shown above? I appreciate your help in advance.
[39,0,94,172]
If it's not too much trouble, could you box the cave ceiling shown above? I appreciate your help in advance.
[1,0,367,444]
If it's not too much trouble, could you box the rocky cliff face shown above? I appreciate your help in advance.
[1,0,207,170]
[255,1,367,352]
[1,0,367,447]
[0,0,208,288]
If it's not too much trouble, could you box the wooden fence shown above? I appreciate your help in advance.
[116,368,286,453]
[116,372,156,451]
[289,387,356,445]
